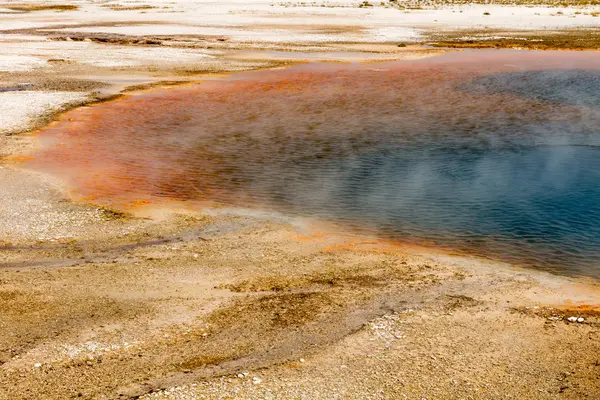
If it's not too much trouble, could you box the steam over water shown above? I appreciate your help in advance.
[28,50,600,277]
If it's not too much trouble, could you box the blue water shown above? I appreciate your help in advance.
[273,144,600,275]
[220,66,600,276]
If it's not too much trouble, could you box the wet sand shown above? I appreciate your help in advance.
[1,1,600,399]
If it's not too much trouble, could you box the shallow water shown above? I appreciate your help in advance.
[27,50,600,277]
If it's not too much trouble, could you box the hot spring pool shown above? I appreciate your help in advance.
[26,50,600,277]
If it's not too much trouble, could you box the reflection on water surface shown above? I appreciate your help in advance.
[27,50,600,277]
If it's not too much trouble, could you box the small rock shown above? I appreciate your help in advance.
[34,363,42,368]
[237,373,245,379]
[567,316,578,322]
[299,358,305,363]
[577,317,585,323]
[252,377,262,385]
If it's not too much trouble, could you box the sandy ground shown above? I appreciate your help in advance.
[1,1,600,399]
[0,199,599,399]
